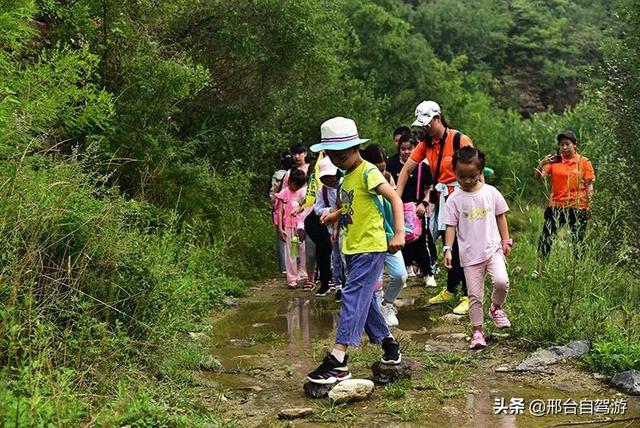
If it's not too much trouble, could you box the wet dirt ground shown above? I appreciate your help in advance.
[190,277,640,427]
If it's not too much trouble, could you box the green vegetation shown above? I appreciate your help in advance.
[0,0,639,424]
[383,399,424,422]
[382,379,412,399]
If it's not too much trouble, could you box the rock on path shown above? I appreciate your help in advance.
[278,407,314,420]
[610,370,640,395]
[303,382,334,399]
[515,340,590,371]
[328,379,375,404]
[371,360,416,385]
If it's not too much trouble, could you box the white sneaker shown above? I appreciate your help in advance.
[406,266,416,278]
[380,303,399,327]
[424,275,437,288]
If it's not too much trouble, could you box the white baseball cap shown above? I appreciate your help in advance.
[412,100,441,127]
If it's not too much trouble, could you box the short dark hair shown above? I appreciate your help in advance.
[393,126,412,138]
[360,144,386,164]
[288,168,307,187]
[290,142,307,154]
[398,133,413,145]
[452,146,485,171]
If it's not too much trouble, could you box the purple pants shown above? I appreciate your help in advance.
[336,252,390,346]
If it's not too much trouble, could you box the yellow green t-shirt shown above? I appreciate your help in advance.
[301,152,323,209]
[340,160,387,255]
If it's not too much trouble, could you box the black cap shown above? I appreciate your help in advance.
[556,130,577,143]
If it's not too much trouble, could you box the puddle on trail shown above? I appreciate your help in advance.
[201,280,640,427]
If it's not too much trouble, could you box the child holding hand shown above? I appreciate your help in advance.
[442,147,512,350]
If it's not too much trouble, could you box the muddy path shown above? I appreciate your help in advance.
[190,277,640,427]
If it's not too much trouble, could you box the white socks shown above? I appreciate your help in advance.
[331,348,346,363]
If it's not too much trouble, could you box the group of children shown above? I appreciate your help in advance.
[272,103,514,384]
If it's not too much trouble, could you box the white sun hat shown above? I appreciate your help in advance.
[412,100,441,127]
[310,116,370,153]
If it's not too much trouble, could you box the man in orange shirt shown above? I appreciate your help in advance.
[534,130,595,269]
[396,100,473,315]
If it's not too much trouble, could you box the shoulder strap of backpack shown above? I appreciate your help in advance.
[432,130,448,183]
[453,131,462,153]
[321,185,330,207]
[416,162,422,200]
[363,165,388,217]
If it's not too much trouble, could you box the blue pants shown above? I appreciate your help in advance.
[383,251,407,304]
[336,252,390,347]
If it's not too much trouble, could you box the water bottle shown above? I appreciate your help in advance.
[291,235,300,258]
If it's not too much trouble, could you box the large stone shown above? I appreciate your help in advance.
[371,361,414,385]
[278,407,315,420]
[610,370,640,395]
[328,379,375,404]
[516,340,591,371]
[303,381,334,398]
[199,355,224,372]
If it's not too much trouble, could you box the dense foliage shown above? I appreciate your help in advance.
[0,0,638,424]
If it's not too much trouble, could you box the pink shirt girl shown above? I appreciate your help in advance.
[443,183,511,334]
[443,184,509,267]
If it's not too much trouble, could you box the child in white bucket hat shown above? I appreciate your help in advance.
[306,117,405,384]
[313,156,343,298]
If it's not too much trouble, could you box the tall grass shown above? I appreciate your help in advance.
[0,153,274,425]
[504,201,640,375]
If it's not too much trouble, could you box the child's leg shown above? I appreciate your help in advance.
[304,235,316,282]
[382,251,408,304]
[335,252,386,346]
[338,234,347,287]
[276,228,286,272]
[284,228,298,286]
[463,262,488,329]
[487,251,509,308]
[446,237,468,296]
[298,237,308,281]
[331,241,343,289]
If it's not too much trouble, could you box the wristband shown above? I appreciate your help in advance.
[442,245,452,252]
[420,200,429,207]
[502,239,513,246]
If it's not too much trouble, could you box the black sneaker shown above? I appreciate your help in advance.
[381,337,402,365]
[315,284,331,296]
[335,289,342,302]
[306,353,351,384]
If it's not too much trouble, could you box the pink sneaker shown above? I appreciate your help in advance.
[470,330,486,350]
[489,306,511,329]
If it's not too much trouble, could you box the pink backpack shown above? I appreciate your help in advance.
[403,165,423,243]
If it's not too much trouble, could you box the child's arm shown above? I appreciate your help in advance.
[320,208,341,226]
[395,158,418,197]
[375,181,405,253]
[496,213,512,256]
[443,225,455,269]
